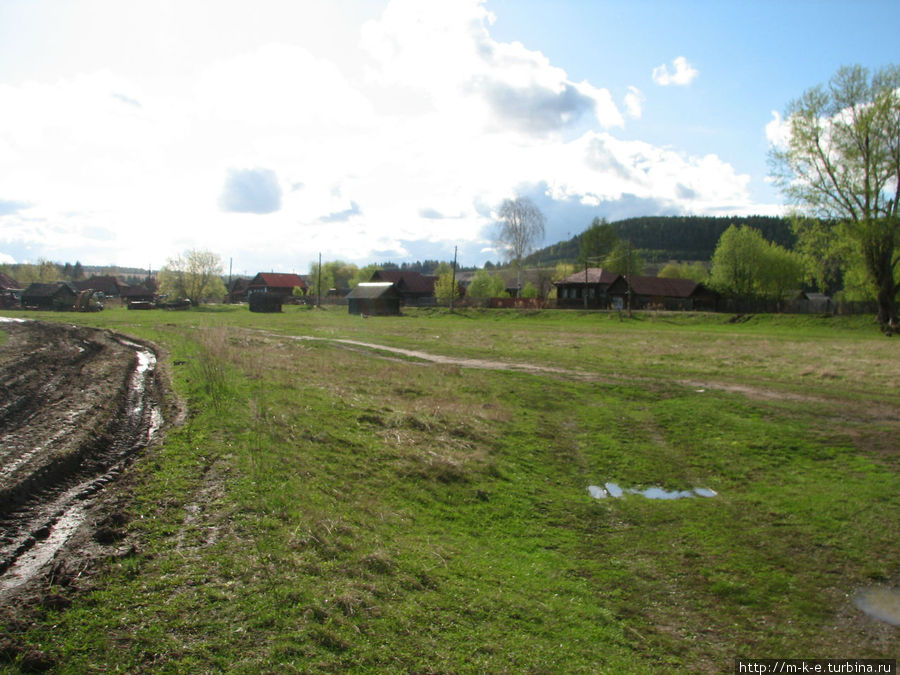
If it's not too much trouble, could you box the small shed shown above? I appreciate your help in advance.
[21,282,79,310]
[346,283,402,316]
[249,293,284,313]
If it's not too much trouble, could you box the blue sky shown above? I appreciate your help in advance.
[0,0,898,275]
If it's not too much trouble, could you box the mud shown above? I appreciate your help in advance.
[0,319,167,636]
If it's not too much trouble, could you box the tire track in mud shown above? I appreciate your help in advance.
[0,319,164,599]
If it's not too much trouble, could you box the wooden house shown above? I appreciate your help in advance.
[554,268,622,309]
[21,282,79,310]
[226,277,251,304]
[346,282,402,316]
[75,275,125,298]
[369,270,435,306]
[247,273,308,300]
[607,276,718,311]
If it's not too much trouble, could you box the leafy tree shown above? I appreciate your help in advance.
[603,240,645,276]
[308,260,360,299]
[759,242,805,305]
[658,261,709,283]
[709,226,768,300]
[434,270,461,306]
[580,217,618,265]
[352,264,381,288]
[467,269,507,299]
[495,196,545,296]
[769,63,900,333]
[158,249,225,305]
[710,225,804,302]
[521,281,539,298]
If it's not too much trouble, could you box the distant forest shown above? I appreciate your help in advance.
[525,215,796,266]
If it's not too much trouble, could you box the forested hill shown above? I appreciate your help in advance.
[526,215,795,265]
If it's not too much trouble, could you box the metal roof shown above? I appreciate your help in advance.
[346,282,400,299]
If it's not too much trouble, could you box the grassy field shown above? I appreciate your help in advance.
[2,305,898,672]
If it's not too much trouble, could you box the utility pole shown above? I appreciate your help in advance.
[450,246,458,311]
[626,239,633,318]
[316,252,322,308]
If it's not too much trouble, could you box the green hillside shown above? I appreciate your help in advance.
[526,215,796,266]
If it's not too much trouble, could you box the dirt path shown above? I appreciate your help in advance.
[0,319,165,619]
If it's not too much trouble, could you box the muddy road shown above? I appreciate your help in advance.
[0,319,165,618]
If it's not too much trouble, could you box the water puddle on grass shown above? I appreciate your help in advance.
[854,586,900,626]
[588,482,717,500]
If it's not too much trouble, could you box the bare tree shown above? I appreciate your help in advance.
[495,197,546,296]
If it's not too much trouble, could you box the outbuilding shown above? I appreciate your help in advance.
[346,282,402,316]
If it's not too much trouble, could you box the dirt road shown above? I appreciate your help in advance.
[0,319,165,621]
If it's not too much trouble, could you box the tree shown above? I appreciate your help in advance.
[495,197,545,296]
[710,225,804,303]
[580,217,618,264]
[158,249,225,306]
[434,270,462,306]
[579,217,618,308]
[467,269,507,299]
[520,281,539,298]
[658,261,709,283]
[603,239,644,276]
[709,225,768,300]
[769,64,900,333]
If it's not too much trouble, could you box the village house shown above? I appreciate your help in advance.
[21,281,79,310]
[226,277,251,304]
[369,270,435,306]
[607,275,719,311]
[246,273,308,300]
[0,273,22,309]
[554,268,622,309]
[75,275,125,298]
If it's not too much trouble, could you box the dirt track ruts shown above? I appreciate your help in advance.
[0,319,164,605]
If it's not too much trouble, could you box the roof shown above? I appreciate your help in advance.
[249,272,308,289]
[556,268,620,286]
[0,273,22,290]
[614,276,702,298]
[75,276,123,295]
[346,282,400,300]
[22,281,79,298]
[370,270,435,294]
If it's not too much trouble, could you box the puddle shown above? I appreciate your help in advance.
[588,482,717,500]
[854,586,900,626]
[0,317,26,323]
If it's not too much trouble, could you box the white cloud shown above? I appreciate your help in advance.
[0,0,767,272]
[765,110,790,148]
[623,86,644,119]
[652,56,699,86]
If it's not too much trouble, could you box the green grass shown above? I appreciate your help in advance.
[2,305,898,672]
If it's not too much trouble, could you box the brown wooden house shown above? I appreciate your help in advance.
[607,276,718,311]
[554,268,622,309]
[21,282,79,310]
[247,273,308,300]
[369,270,435,306]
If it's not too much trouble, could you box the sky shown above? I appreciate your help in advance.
[1,0,898,276]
